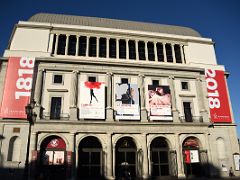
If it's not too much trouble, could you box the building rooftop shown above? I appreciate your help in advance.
[29,13,202,37]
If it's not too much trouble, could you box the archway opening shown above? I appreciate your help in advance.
[150,137,170,177]
[182,137,202,178]
[115,136,137,179]
[40,135,66,180]
[77,136,103,179]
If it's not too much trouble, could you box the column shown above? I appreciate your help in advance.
[29,132,38,178]
[70,71,78,121]
[106,133,113,179]
[65,34,70,55]
[196,76,208,122]
[135,40,139,61]
[168,76,179,122]
[180,45,184,63]
[126,39,129,60]
[154,42,158,62]
[163,43,167,62]
[175,134,186,178]
[112,146,116,178]
[145,41,148,61]
[106,72,114,121]
[29,132,37,154]
[69,132,75,179]
[54,34,59,55]
[106,37,110,58]
[34,69,44,120]
[116,38,119,59]
[140,134,149,179]
[48,33,54,53]
[138,74,147,121]
[172,44,176,63]
[86,36,89,57]
[75,35,79,56]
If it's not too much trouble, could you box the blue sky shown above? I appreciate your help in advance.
[0,0,239,135]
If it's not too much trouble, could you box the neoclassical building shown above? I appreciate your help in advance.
[0,13,239,179]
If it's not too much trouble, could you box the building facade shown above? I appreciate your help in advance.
[0,13,239,179]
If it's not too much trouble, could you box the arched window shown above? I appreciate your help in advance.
[8,136,21,161]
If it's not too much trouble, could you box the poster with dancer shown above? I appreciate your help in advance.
[79,81,105,119]
[115,83,140,120]
[147,85,172,120]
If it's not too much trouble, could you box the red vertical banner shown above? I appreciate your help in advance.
[184,150,191,164]
[0,57,35,118]
[205,69,232,123]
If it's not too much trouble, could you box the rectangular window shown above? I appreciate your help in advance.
[152,80,159,86]
[68,35,77,56]
[50,97,62,120]
[165,44,173,62]
[157,43,164,62]
[138,41,146,60]
[128,40,136,59]
[57,34,66,55]
[174,44,182,63]
[183,102,192,122]
[99,38,106,58]
[121,78,129,84]
[89,37,97,57]
[109,39,116,58]
[88,76,96,82]
[119,39,126,59]
[148,42,155,61]
[79,36,87,56]
[53,74,63,84]
[181,82,189,90]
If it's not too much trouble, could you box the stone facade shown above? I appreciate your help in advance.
[0,13,239,179]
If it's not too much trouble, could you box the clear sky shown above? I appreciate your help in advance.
[0,0,239,135]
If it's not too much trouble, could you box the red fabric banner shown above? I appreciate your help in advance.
[184,150,191,164]
[0,57,35,118]
[205,69,232,123]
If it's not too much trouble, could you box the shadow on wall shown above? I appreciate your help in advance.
[0,160,237,180]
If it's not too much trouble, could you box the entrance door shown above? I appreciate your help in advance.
[78,136,103,179]
[183,137,202,177]
[150,137,170,177]
[115,137,137,179]
[40,136,66,180]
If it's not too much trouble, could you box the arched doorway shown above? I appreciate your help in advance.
[77,136,103,179]
[150,137,170,178]
[40,135,66,180]
[182,137,202,178]
[115,136,137,179]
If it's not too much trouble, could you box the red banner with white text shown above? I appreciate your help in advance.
[205,69,232,123]
[0,57,35,118]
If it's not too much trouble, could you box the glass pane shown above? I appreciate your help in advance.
[91,152,100,164]
[153,165,160,176]
[160,151,168,163]
[79,36,86,56]
[160,165,169,176]
[127,152,135,164]
[152,151,159,163]
[68,35,76,55]
[57,35,66,55]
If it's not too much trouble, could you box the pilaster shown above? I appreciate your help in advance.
[168,76,179,122]
[69,71,78,121]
